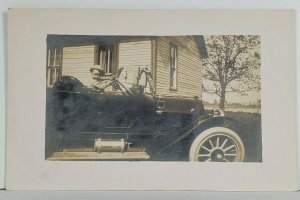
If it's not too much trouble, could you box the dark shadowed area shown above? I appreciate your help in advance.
[225,112,262,162]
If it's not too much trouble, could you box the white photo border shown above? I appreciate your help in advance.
[6,9,298,191]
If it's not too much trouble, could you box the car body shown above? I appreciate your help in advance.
[46,66,245,162]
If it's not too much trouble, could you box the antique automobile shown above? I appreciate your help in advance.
[46,66,245,162]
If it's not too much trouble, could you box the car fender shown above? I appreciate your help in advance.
[159,116,241,152]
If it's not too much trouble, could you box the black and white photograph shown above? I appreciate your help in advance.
[45,35,261,162]
[6,9,298,191]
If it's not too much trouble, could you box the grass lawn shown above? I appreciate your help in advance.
[225,111,262,162]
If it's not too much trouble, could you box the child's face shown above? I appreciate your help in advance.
[91,69,101,81]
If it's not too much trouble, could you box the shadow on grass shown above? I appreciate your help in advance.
[225,111,262,162]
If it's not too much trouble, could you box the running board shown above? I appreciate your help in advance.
[47,151,150,160]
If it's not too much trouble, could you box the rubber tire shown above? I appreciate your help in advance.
[189,127,245,162]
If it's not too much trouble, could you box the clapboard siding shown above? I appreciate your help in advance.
[119,41,151,68]
[156,36,202,98]
[62,45,96,85]
[59,37,203,97]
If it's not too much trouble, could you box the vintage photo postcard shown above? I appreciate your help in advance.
[44,34,261,163]
[6,9,298,190]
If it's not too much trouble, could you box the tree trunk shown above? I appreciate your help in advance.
[219,87,226,111]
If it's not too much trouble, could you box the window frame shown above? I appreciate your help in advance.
[169,43,178,90]
[97,45,114,75]
[46,48,62,87]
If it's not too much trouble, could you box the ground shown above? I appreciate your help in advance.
[225,111,262,162]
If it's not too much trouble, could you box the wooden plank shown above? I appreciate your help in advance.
[157,54,201,70]
[119,52,152,57]
[118,58,151,63]
[62,45,95,85]
[158,36,201,57]
[119,50,151,54]
[63,148,94,152]
[155,72,201,85]
[178,55,202,66]
[167,36,199,50]
[47,151,150,160]
[154,36,203,97]
[119,46,151,51]
[156,68,201,81]
[119,40,152,70]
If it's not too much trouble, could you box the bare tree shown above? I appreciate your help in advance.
[202,35,261,110]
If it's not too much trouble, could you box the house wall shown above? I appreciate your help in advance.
[155,36,203,98]
[59,37,203,98]
[118,40,152,85]
[62,45,96,85]
[118,40,152,67]
[60,40,153,86]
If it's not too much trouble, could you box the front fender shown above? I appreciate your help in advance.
[159,116,240,152]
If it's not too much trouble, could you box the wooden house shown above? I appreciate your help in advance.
[46,35,207,98]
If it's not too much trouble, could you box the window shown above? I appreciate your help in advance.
[170,44,178,90]
[46,48,62,87]
[97,45,114,75]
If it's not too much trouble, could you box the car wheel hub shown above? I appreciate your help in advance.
[211,149,225,161]
[197,134,239,162]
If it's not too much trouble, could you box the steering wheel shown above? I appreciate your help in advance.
[110,67,124,81]
[113,80,133,96]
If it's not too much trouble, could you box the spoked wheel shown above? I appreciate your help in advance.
[189,127,245,162]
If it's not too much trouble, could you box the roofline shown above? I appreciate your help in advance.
[47,35,208,59]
